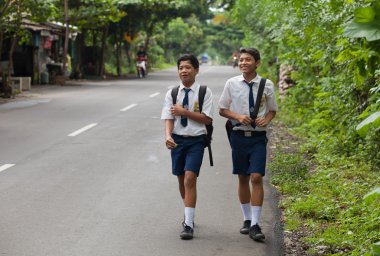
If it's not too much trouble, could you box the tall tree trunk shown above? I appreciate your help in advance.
[98,25,108,78]
[0,32,3,90]
[62,0,69,79]
[0,32,3,61]
[7,35,17,79]
[3,35,17,98]
[91,30,98,74]
[125,43,131,68]
[115,31,121,77]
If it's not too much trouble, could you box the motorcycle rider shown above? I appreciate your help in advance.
[136,45,147,78]
[231,50,239,68]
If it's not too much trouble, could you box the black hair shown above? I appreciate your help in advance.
[239,48,261,61]
[177,54,199,69]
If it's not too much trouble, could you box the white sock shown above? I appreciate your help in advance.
[184,207,195,228]
[240,203,251,221]
[251,206,262,226]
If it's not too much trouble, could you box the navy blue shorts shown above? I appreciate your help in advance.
[171,134,206,176]
[230,131,268,176]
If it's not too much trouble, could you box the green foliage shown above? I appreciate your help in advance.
[372,241,380,256]
[233,0,380,167]
[0,0,57,43]
[204,11,244,64]
[269,149,308,193]
[343,3,380,41]
[62,0,124,29]
[233,0,380,254]
[163,15,206,57]
[363,187,380,202]
[356,111,380,137]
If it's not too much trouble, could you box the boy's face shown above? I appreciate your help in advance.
[239,52,260,75]
[178,60,199,86]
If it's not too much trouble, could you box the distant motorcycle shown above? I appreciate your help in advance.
[136,60,147,78]
[232,56,238,68]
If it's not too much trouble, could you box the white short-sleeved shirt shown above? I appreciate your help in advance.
[218,74,278,132]
[161,82,214,136]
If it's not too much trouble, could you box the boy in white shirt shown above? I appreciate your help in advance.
[161,54,214,240]
[219,48,278,241]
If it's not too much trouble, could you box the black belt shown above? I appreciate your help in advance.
[172,134,205,139]
[232,130,266,137]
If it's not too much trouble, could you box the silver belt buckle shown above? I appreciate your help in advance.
[244,131,251,137]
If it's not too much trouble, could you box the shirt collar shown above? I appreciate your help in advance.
[238,74,261,84]
[179,82,199,92]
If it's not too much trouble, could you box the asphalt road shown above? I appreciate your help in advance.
[0,65,283,256]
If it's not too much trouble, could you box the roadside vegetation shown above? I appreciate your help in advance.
[231,0,380,255]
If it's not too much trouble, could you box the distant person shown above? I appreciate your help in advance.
[161,54,214,240]
[231,50,239,67]
[136,45,147,78]
[218,47,278,242]
[136,45,147,61]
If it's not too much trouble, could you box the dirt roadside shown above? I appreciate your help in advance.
[268,122,308,256]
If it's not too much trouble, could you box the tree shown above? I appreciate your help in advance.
[53,0,124,77]
[0,0,56,97]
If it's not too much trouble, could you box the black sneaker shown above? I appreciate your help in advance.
[249,224,265,241]
[240,220,251,234]
[182,216,195,227]
[180,225,194,240]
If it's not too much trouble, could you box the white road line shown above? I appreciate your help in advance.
[0,164,15,173]
[121,103,137,112]
[68,123,98,137]
[149,92,160,98]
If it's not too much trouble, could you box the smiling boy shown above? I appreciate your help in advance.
[218,48,278,241]
[161,54,214,240]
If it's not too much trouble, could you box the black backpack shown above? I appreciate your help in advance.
[171,85,214,166]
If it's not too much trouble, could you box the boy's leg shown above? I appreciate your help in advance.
[177,175,185,202]
[238,175,251,204]
[249,173,265,241]
[250,173,264,208]
[238,175,251,234]
[246,135,267,241]
[179,136,204,240]
[183,171,197,227]
[180,171,197,240]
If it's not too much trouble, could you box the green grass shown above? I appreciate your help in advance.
[269,121,380,256]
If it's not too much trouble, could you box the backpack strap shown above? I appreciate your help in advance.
[198,85,207,113]
[251,78,266,119]
[171,85,207,113]
[171,85,180,105]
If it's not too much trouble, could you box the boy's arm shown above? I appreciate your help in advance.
[255,111,276,127]
[165,119,177,149]
[171,104,212,125]
[219,108,255,126]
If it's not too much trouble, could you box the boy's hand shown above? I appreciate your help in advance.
[237,115,254,126]
[255,116,269,127]
[165,136,177,149]
[170,104,187,116]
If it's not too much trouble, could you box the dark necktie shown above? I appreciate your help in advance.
[181,88,191,127]
[244,81,256,128]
